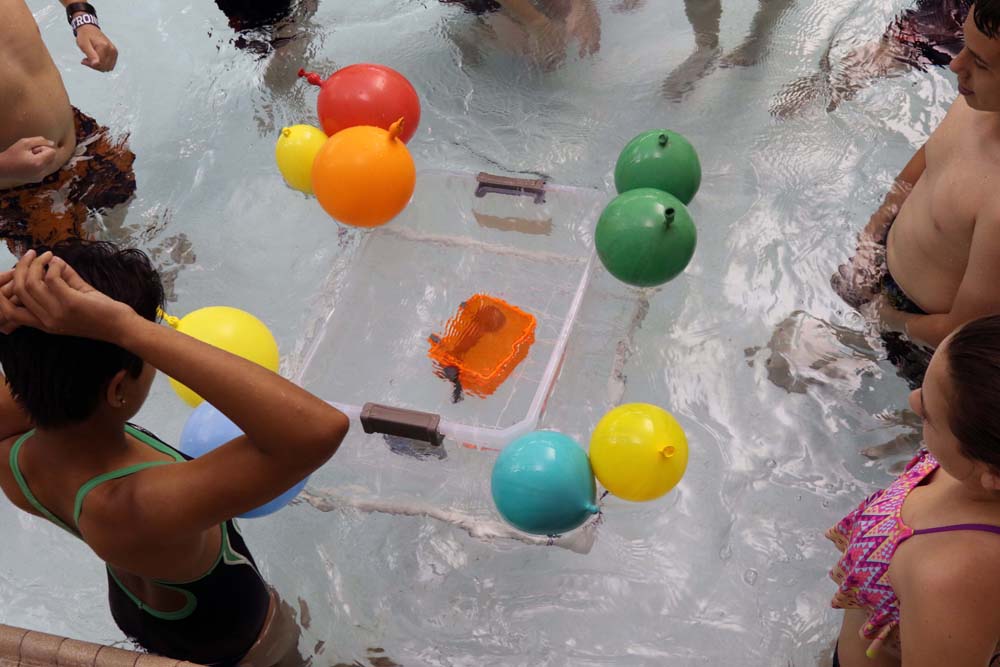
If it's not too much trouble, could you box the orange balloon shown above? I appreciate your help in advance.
[311,119,416,228]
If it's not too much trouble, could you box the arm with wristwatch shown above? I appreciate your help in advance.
[60,1,118,72]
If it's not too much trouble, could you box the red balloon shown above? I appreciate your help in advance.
[298,64,421,144]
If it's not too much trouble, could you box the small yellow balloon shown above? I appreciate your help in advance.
[589,403,688,502]
[167,307,280,407]
[275,124,328,194]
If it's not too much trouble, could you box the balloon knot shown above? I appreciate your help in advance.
[298,69,324,87]
[158,308,181,329]
[388,117,405,142]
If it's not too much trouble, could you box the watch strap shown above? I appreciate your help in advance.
[70,12,100,36]
[65,2,97,23]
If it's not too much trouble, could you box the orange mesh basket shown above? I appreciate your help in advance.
[428,294,536,398]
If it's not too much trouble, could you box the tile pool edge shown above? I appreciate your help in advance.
[0,624,201,667]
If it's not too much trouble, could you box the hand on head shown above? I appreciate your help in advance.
[75,24,118,72]
[0,249,132,340]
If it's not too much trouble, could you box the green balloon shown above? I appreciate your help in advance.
[614,129,701,204]
[596,189,697,288]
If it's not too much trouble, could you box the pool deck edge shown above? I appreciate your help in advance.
[0,625,201,667]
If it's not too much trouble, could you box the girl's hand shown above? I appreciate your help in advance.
[0,250,135,342]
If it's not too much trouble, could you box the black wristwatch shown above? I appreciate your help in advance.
[65,2,97,22]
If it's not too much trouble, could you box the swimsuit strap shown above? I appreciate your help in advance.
[73,425,185,529]
[123,424,187,461]
[913,523,1000,536]
[9,430,77,535]
[73,461,174,528]
[7,426,186,533]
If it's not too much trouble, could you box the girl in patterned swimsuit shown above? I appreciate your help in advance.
[829,314,1000,666]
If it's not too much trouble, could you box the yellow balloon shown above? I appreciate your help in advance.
[589,403,688,502]
[167,307,280,407]
[275,124,327,194]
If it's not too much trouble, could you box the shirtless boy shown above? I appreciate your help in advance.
[0,0,133,253]
[833,0,1000,386]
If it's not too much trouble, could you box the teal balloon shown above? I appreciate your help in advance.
[491,431,599,536]
[615,129,701,204]
[596,188,697,288]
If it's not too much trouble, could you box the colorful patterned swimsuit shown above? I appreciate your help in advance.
[828,449,1000,658]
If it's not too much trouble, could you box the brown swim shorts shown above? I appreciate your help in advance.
[0,107,136,255]
[877,227,933,389]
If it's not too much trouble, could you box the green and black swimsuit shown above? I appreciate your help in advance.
[9,424,271,666]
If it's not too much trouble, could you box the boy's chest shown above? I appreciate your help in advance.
[924,105,1000,226]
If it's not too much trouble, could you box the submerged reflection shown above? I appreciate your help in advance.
[663,0,796,101]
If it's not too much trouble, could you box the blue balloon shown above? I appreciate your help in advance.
[179,402,309,519]
[491,431,599,536]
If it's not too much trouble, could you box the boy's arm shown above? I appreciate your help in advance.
[881,212,1000,347]
[57,1,118,72]
[833,142,928,310]
[861,144,926,243]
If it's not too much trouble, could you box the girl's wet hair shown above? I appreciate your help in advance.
[0,240,164,428]
[974,0,1000,39]
[947,314,1000,467]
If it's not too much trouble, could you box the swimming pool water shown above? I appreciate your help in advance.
[0,0,957,664]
